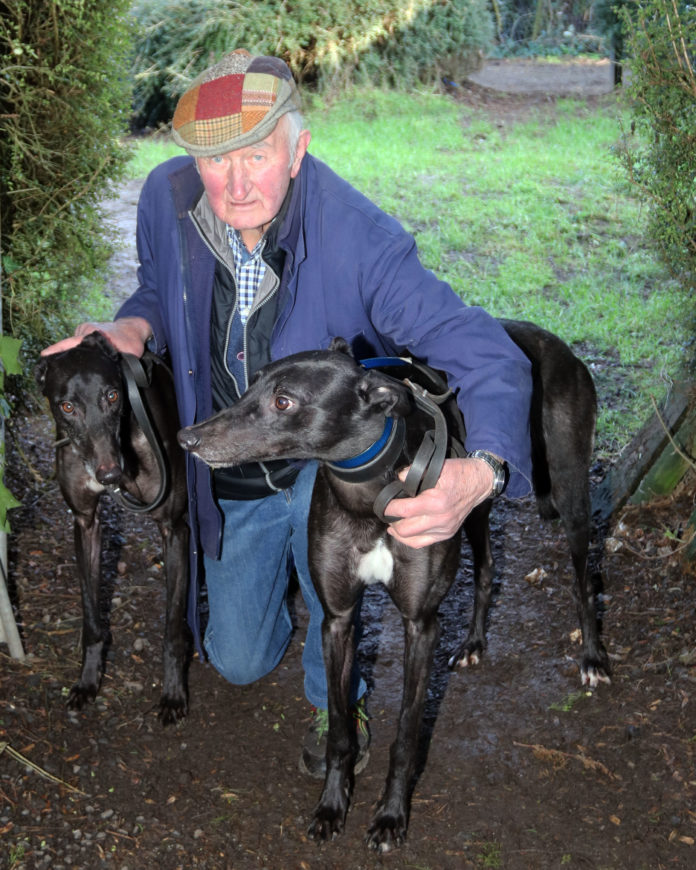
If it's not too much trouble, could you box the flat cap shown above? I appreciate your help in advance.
[172,49,301,157]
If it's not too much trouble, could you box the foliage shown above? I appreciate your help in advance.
[491,0,607,56]
[0,0,134,347]
[130,0,495,128]
[616,0,696,297]
[353,0,493,88]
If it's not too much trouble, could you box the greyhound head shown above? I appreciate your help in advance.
[178,339,413,469]
[36,332,128,486]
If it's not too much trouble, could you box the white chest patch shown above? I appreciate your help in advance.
[357,538,394,587]
[86,476,105,493]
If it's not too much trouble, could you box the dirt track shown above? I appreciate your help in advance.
[468,57,615,95]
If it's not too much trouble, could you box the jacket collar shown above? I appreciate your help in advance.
[276,155,310,270]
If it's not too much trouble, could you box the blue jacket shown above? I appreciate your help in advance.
[118,153,533,646]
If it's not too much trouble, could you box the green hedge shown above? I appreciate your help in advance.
[617,0,696,295]
[0,0,133,346]
[131,0,494,128]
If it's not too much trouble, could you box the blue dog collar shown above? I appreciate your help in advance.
[330,416,396,470]
[359,356,410,370]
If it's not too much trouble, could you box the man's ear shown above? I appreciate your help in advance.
[290,128,311,178]
[357,370,412,417]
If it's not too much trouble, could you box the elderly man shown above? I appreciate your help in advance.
[44,50,533,777]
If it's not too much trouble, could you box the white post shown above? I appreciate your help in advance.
[0,485,26,659]
[0,230,25,659]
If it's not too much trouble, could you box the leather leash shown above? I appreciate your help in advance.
[110,353,170,513]
[372,378,466,523]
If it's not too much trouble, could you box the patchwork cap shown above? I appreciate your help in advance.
[172,49,301,157]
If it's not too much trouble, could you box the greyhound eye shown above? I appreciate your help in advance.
[60,401,74,415]
[106,389,119,404]
[274,395,293,411]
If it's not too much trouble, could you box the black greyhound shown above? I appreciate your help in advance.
[177,322,609,849]
[36,332,190,724]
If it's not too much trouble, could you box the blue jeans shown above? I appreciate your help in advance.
[203,461,365,709]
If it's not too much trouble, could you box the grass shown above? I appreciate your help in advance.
[122,88,691,460]
[123,134,182,180]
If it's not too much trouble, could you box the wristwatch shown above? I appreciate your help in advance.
[467,450,509,497]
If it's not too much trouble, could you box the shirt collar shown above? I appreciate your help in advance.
[226,225,264,265]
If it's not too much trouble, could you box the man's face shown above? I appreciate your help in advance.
[197,117,310,249]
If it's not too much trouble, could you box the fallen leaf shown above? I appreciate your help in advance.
[525,567,548,586]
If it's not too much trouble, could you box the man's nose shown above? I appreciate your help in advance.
[226,161,250,199]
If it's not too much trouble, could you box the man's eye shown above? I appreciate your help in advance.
[60,402,74,415]
[275,396,293,411]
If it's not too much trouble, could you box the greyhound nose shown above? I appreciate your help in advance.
[96,463,122,485]
[177,428,200,451]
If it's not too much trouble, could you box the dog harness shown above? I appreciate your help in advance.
[327,357,466,522]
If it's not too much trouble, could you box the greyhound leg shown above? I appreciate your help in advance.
[554,484,611,687]
[157,515,190,723]
[69,503,108,708]
[366,611,440,852]
[308,610,357,840]
[449,499,494,669]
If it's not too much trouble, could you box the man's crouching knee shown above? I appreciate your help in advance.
[203,629,290,685]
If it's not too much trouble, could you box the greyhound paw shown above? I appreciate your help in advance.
[580,645,612,688]
[448,641,483,670]
[366,812,407,852]
[66,683,97,711]
[307,805,347,841]
[581,661,612,688]
[158,694,189,725]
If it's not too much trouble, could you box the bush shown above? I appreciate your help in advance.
[491,0,605,56]
[617,0,696,294]
[130,0,495,129]
[0,0,133,346]
[354,0,493,88]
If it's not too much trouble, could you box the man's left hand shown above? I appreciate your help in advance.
[384,457,494,549]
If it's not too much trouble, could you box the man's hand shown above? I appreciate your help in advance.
[40,317,153,357]
[384,456,495,549]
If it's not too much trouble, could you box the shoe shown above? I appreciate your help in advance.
[298,697,371,779]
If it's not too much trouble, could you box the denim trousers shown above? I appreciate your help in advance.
[202,460,366,709]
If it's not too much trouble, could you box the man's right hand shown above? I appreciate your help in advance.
[41,317,153,357]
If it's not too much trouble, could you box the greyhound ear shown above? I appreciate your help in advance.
[328,336,353,357]
[358,370,412,417]
[35,358,48,390]
[82,331,119,360]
